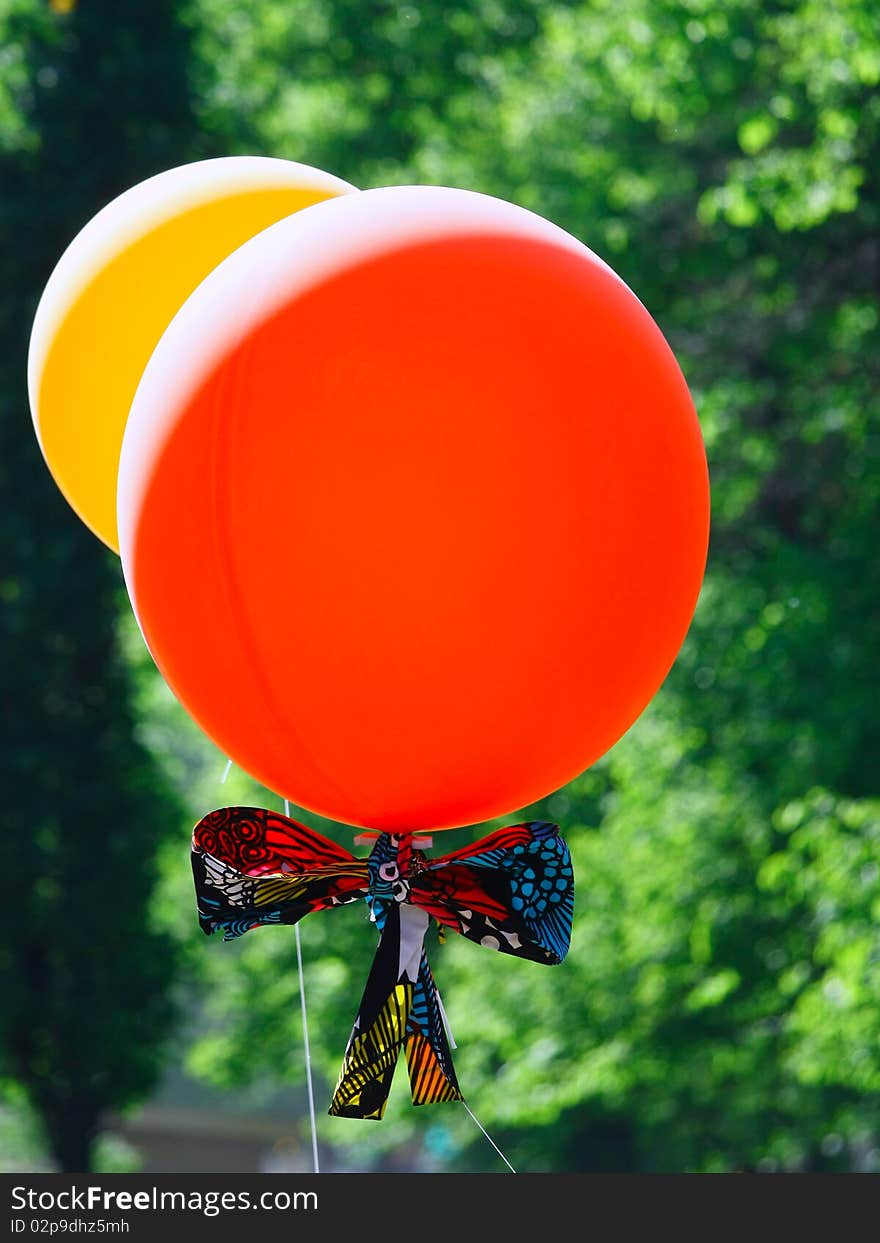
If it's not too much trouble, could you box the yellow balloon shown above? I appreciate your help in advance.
[28,157,356,551]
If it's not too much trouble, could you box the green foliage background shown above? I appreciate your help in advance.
[1,0,878,1172]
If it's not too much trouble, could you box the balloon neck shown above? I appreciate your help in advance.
[354,832,433,849]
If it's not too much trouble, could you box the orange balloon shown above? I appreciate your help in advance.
[119,187,709,831]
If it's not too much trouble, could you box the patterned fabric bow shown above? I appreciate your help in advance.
[192,807,574,1120]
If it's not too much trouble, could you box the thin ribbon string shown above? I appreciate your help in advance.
[461,1100,516,1173]
[285,798,321,1174]
[216,768,319,1168]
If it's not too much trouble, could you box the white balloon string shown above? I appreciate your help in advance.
[220,758,232,784]
[285,798,321,1174]
[461,1100,516,1173]
[435,987,457,1050]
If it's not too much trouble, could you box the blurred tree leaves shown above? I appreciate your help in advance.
[3,0,879,1172]
[0,0,207,1171]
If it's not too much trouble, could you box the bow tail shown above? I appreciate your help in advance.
[404,951,462,1107]
[329,904,461,1119]
[328,904,415,1119]
[328,980,413,1120]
